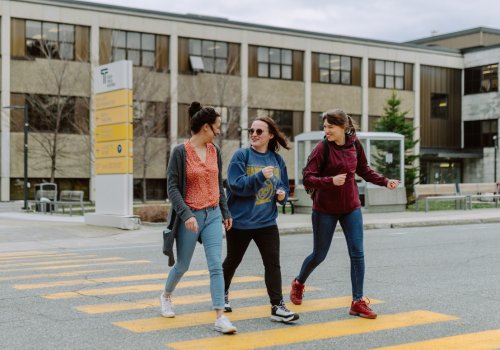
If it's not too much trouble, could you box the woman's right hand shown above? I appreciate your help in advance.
[332,173,347,186]
[262,166,274,179]
[185,217,198,233]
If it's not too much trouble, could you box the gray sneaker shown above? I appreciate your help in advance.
[160,293,175,318]
[271,300,299,323]
[214,315,237,334]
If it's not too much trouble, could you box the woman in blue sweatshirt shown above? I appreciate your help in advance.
[222,116,299,323]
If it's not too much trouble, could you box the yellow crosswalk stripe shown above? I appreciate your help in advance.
[166,310,458,350]
[373,328,500,350]
[0,251,47,257]
[114,296,382,333]
[0,269,116,282]
[0,257,124,269]
[76,286,321,314]
[0,253,84,262]
[15,270,209,290]
[44,276,263,299]
[1,260,150,273]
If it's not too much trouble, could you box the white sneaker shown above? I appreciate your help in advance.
[271,300,299,323]
[160,293,175,318]
[214,315,237,334]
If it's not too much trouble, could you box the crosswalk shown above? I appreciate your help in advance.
[1,249,499,350]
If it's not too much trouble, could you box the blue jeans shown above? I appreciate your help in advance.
[297,208,365,300]
[164,206,224,309]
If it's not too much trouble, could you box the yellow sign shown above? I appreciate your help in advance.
[96,106,132,126]
[94,89,132,110]
[95,140,133,158]
[96,157,132,175]
[96,124,133,142]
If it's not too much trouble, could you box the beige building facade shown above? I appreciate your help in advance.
[0,0,498,202]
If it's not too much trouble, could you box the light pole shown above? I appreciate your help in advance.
[3,104,29,210]
[494,135,498,183]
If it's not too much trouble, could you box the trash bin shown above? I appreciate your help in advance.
[37,197,53,213]
[34,183,57,212]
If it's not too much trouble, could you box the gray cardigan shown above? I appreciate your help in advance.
[164,143,230,265]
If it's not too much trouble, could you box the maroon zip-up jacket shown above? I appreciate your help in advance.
[303,135,388,214]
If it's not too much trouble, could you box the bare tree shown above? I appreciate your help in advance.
[133,95,170,203]
[19,44,91,183]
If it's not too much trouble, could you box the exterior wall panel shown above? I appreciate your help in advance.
[420,65,462,149]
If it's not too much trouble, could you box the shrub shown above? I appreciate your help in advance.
[134,205,169,223]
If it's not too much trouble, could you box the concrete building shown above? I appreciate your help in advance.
[0,0,498,202]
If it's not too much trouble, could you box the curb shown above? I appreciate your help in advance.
[278,217,500,235]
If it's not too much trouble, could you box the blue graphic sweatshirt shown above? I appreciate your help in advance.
[226,147,289,230]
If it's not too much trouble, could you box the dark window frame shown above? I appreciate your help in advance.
[188,39,229,74]
[374,59,405,90]
[20,94,89,134]
[464,119,498,148]
[430,93,449,120]
[464,64,498,95]
[257,46,293,80]
[25,20,75,60]
[318,53,353,85]
[111,30,156,67]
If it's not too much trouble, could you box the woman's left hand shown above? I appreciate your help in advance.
[224,218,233,231]
[387,179,400,190]
[276,189,286,201]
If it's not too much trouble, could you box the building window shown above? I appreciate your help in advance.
[374,60,405,89]
[257,47,292,80]
[318,54,352,84]
[133,101,169,138]
[111,30,155,67]
[431,93,449,119]
[464,64,498,94]
[10,94,89,134]
[26,20,75,60]
[188,39,228,73]
[464,119,498,148]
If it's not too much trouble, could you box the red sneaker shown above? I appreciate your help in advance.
[349,299,377,319]
[290,279,305,305]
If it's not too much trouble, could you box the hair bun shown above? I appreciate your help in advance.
[188,101,202,118]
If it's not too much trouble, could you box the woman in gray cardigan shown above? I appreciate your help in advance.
[160,101,236,334]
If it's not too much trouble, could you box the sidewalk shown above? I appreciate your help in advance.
[1,207,500,236]
[276,208,500,234]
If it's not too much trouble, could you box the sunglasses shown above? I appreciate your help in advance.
[248,128,265,136]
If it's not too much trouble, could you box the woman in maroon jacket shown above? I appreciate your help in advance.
[290,109,399,319]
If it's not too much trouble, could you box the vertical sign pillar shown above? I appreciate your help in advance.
[85,60,139,229]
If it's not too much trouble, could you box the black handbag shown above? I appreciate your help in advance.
[162,228,175,267]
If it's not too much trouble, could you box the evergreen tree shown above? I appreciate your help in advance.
[374,91,419,204]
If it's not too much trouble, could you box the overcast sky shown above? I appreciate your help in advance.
[80,0,500,42]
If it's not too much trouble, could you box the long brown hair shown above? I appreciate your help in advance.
[322,109,357,136]
[254,116,290,152]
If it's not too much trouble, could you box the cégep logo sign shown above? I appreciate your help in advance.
[100,68,109,84]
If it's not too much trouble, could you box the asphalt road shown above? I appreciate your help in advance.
[1,223,499,349]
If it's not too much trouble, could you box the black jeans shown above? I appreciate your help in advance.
[223,225,283,306]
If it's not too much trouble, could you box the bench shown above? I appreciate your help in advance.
[280,197,298,214]
[414,184,467,212]
[54,190,84,216]
[458,183,500,209]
